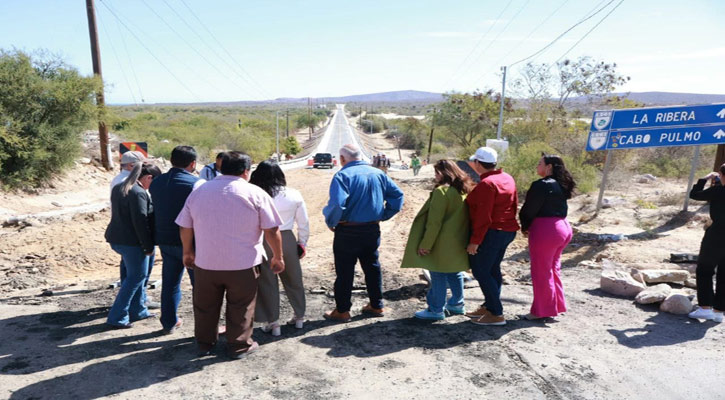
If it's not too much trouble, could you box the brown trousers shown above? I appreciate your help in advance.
[255,230,306,323]
[193,266,259,356]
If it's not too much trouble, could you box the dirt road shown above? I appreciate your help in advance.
[1,164,724,399]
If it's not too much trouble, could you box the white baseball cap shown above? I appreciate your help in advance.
[469,147,498,163]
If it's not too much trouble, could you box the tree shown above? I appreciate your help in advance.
[432,90,509,148]
[0,50,100,187]
[556,56,630,108]
[282,136,302,156]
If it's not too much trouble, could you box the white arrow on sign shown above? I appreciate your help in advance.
[714,129,725,139]
[717,108,725,119]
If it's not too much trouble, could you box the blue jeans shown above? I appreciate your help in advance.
[427,271,464,313]
[333,224,383,312]
[120,252,155,304]
[108,244,152,326]
[159,245,195,330]
[469,229,516,316]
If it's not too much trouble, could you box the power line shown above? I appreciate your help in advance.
[442,0,513,89]
[113,11,145,103]
[160,0,267,100]
[178,0,272,100]
[138,0,256,99]
[98,0,202,101]
[460,0,533,89]
[507,0,614,68]
[97,10,138,105]
[551,0,625,65]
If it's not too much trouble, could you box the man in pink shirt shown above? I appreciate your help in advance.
[176,151,285,359]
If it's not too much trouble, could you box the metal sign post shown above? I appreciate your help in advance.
[683,146,701,211]
[596,150,613,212]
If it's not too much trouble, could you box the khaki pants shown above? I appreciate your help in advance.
[255,230,306,323]
[193,266,259,356]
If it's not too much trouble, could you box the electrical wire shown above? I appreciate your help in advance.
[178,0,272,100]
[98,0,202,102]
[113,11,145,103]
[97,10,138,105]
[160,0,267,100]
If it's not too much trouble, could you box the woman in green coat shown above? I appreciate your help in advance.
[401,159,474,320]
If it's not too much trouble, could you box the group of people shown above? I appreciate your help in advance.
[398,146,576,324]
[371,153,391,173]
[104,141,578,359]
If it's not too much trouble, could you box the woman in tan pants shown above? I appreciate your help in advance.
[250,160,309,335]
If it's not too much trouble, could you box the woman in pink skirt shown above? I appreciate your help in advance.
[519,154,576,320]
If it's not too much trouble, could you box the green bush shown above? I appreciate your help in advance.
[282,136,302,156]
[359,116,387,133]
[0,50,99,188]
[501,141,599,195]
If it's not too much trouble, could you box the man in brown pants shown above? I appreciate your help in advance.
[176,151,284,358]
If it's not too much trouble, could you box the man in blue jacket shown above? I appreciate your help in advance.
[322,144,404,322]
[149,145,202,333]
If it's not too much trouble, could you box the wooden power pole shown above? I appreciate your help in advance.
[714,145,725,171]
[86,0,111,170]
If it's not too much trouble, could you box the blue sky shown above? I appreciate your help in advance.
[1,0,723,103]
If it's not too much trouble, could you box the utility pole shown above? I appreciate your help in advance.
[496,66,507,140]
[275,111,280,161]
[714,145,725,171]
[308,97,312,140]
[394,127,402,161]
[427,108,436,164]
[285,108,289,137]
[86,0,111,170]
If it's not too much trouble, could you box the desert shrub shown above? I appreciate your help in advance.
[0,50,99,188]
[359,116,387,133]
[282,136,302,156]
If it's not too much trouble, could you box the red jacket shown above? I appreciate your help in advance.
[466,169,520,245]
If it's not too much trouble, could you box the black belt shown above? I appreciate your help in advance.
[337,221,379,226]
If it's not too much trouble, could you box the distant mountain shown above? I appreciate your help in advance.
[273,90,444,104]
[573,92,725,106]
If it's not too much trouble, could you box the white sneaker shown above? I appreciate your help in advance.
[287,316,304,329]
[713,312,724,323]
[688,307,715,320]
[261,321,281,336]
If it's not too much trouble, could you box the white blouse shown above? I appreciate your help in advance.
[273,187,310,245]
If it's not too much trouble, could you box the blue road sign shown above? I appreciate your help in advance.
[587,103,725,151]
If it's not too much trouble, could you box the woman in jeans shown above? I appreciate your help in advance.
[401,159,473,320]
[250,160,309,335]
[519,154,575,320]
[688,164,725,323]
[105,162,161,328]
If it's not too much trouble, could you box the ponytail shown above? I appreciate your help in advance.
[120,162,142,196]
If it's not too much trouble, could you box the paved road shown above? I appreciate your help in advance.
[281,104,368,171]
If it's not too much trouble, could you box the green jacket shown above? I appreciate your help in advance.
[400,185,470,273]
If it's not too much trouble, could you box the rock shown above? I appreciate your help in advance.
[51,201,62,208]
[577,260,600,269]
[684,278,697,289]
[635,174,657,183]
[600,268,646,297]
[637,269,689,284]
[635,284,672,304]
[678,263,697,274]
[659,293,693,314]
[79,157,92,164]
[629,262,681,271]
[602,197,626,209]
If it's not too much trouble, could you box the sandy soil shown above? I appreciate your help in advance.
[1,162,724,399]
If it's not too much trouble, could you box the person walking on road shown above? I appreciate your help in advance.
[465,147,519,326]
[322,144,404,322]
[250,160,310,335]
[176,151,285,358]
[401,160,473,320]
[105,162,161,328]
[148,146,202,334]
[411,155,422,176]
[688,164,725,323]
[519,154,575,321]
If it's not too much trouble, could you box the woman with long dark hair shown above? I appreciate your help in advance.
[250,160,309,335]
[687,164,725,323]
[401,159,474,320]
[105,161,161,328]
[519,154,575,320]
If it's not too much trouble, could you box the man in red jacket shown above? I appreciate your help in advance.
[464,147,519,326]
